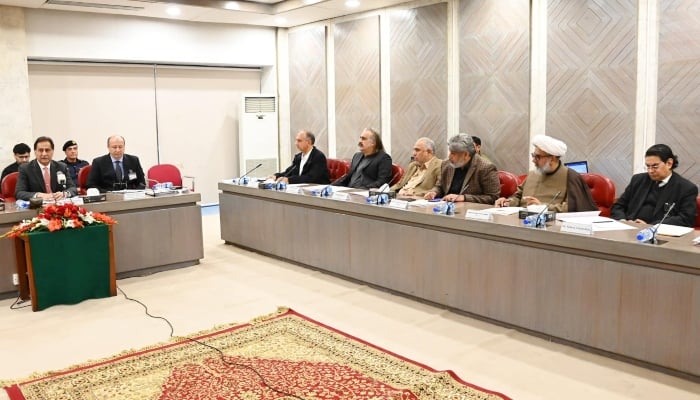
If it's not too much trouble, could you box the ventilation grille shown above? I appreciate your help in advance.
[46,0,145,11]
[245,97,276,113]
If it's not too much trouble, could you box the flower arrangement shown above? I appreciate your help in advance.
[1,203,116,239]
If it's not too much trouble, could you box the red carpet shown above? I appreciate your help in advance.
[4,308,510,399]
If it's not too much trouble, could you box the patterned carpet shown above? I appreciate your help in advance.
[3,308,510,400]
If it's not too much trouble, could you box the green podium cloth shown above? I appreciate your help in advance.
[27,224,112,311]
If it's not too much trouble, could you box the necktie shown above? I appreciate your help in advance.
[115,161,123,182]
[43,167,52,193]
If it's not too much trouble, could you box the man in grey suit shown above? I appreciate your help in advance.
[15,136,78,201]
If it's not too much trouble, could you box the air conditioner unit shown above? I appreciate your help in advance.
[239,95,278,178]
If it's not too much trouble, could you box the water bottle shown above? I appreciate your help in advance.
[275,181,287,191]
[523,214,545,228]
[315,186,332,197]
[16,199,30,209]
[432,201,455,215]
[366,193,389,205]
[636,227,655,242]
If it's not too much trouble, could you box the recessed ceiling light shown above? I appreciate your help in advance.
[345,0,360,8]
[166,6,181,16]
[224,1,239,10]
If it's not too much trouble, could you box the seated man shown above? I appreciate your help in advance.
[1,143,31,182]
[61,140,89,184]
[332,128,393,189]
[425,133,500,203]
[15,136,77,201]
[611,144,697,227]
[495,135,597,212]
[87,135,146,192]
[471,135,490,161]
[391,137,441,197]
[271,130,330,184]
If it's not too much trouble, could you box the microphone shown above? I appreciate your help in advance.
[238,163,263,184]
[637,202,676,244]
[524,191,561,228]
[378,183,390,193]
[57,171,67,190]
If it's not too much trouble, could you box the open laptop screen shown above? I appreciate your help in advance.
[565,161,589,174]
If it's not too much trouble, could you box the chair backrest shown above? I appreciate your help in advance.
[1,172,18,202]
[327,159,351,182]
[696,196,700,229]
[580,173,616,217]
[517,174,527,185]
[497,170,519,198]
[77,165,92,195]
[147,164,183,187]
[390,164,404,186]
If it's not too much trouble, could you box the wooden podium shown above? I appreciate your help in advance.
[15,224,116,311]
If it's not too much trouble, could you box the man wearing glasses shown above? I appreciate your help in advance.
[611,144,697,227]
[494,135,596,212]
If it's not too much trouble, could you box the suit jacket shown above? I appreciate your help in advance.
[390,157,442,196]
[274,147,330,184]
[332,150,393,189]
[431,154,500,204]
[87,154,146,193]
[509,166,597,212]
[15,160,78,201]
[611,172,698,227]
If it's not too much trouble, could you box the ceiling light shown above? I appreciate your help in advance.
[345,0,360,8]
[166,6,181,16]
[224,1,239,10]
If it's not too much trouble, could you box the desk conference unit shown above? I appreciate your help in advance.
[219,182,700,379]
[0,193,204,299]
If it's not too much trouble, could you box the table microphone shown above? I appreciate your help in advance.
[525,191,561,228]
[637,202,675,244]
[57,171,67,191]
[238,163,263,184]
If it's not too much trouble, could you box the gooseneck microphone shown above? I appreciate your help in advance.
[524,190,561,228]
[238,163,263,184]
[637,202,676,244]
[57,171,67,191]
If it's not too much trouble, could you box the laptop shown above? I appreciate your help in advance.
[565,161,589,174]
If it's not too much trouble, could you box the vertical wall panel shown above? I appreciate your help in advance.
[547,0,637,194]
[459,0,530,175]
[657,0,700,187]
[289,26,328,156]
[389,3,447,165]
[334,16,380,159]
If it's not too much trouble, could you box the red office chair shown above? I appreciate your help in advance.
[497,170,519,198]
[327,159,351,182]
[147,164,195,190]
[517,174,528,185]
[580,173,616,217]
[390,164,404,186]
[77,165,92,195]
[1,172,18,203]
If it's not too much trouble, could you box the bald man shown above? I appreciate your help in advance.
[87,135,146,192]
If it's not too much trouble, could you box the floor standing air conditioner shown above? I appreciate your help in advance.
[239,95,278,178]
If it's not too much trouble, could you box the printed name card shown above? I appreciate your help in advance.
[465,209,493,221]
[285,186,301,194]
[388,199,410,209]
[560,221,593,235]
[331,192,350,201]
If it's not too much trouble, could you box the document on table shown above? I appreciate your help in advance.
[557,215,636,231]
[657,224,695,237]
[480,207,522,215]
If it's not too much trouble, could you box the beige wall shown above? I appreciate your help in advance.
[0,6,33,169]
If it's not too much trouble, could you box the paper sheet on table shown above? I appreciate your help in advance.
[556,211,600,219]
[349,190,370,197]
[305,184,332,192]
[481,207,522,215]
[591,220,636,231]
[657,224,695,237]
[410,199,441,207]
[558,215,611,224]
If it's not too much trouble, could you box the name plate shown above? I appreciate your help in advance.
[285,186,301,194]
[560,221,593,235]
[331,192,349,201]
[388,199,410,209]
[465,209,493,221]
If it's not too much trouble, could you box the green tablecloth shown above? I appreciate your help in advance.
[27,224,112,311]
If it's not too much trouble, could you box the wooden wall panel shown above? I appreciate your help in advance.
[389,3,447,164]
[289,26,328,156]
[657,0,700,187]
[334,16,381,159]
[459,0,530,175]
[547,0,637,195]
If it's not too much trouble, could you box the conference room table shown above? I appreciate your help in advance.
[218,182,700,379]
[0,192,204,299]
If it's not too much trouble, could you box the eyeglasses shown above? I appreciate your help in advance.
[531,153,550,161]
[644,163,662,171]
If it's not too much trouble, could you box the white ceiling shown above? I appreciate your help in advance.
[0,0,414,27]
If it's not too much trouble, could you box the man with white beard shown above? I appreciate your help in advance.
[494,135,597,212]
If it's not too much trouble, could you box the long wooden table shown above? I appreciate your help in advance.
[219,182,700,378]
[0,193,204,298]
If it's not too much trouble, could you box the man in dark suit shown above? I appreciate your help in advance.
[15,136,78,201]
[611,144,697,227]
[332,128,393,189]
[425,133,500,204]
[87,135,146,192]
[1,142,31,182]
[272,130,330,184]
